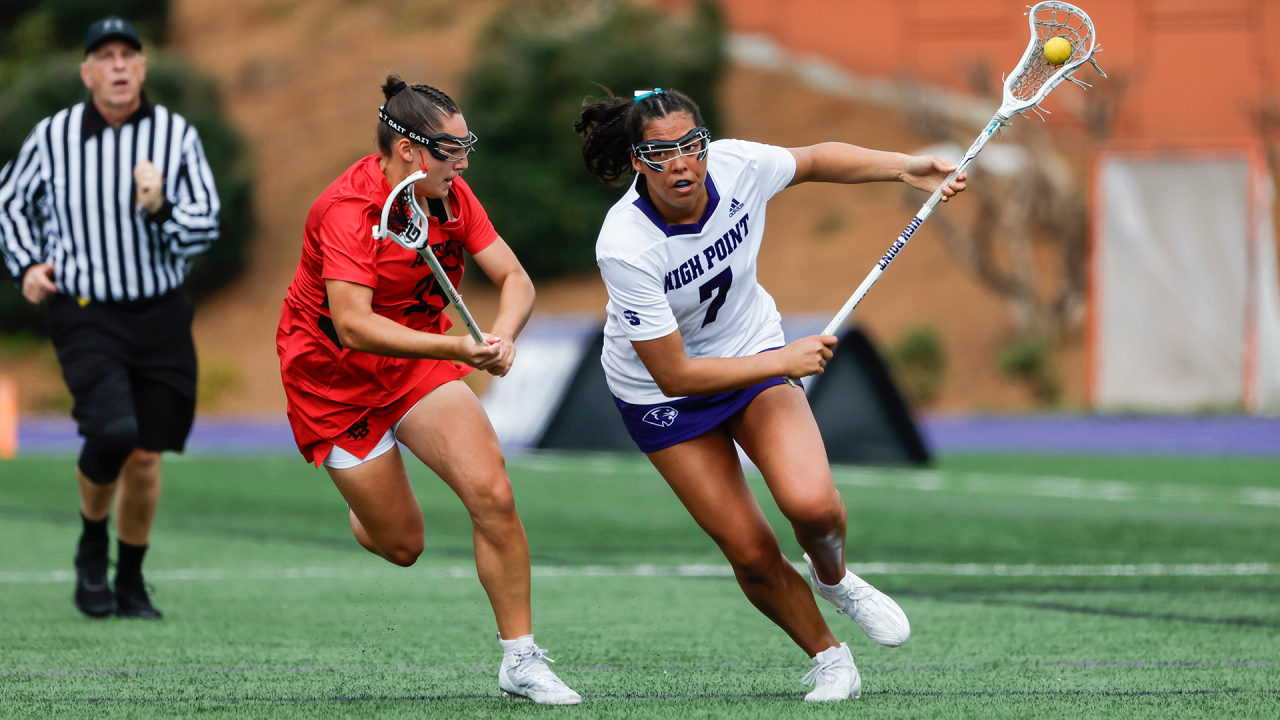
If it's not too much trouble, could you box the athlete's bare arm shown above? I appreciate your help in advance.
[632,331,836,398]
[470,237,535,377]
[786,144,967,200]
[326,278,500,367]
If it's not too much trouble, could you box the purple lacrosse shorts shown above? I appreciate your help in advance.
[613,376,800,453]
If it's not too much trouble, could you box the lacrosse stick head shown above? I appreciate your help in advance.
[998,2,1103,119]
[377,170,431,251]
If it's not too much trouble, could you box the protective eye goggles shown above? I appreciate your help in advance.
[379,106,479,162]
[632,126,710,172]
[423,131,478,162]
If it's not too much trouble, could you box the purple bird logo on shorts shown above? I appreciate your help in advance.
[642,407,678,427]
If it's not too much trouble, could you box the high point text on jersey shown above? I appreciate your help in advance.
[663,214,750,293]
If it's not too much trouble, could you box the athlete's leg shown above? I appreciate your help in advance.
[647,428,839,656]
[394,381,531,640]
[728,384,847,586]
[733,384,911,648]
[348,508,378,555]
[326,446,425,567]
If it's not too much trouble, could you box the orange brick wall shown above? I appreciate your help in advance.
[709,0,1280,144]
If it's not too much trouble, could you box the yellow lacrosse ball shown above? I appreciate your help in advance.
[1043,36,1072,65]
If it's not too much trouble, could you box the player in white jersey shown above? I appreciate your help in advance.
[575,88,966,702]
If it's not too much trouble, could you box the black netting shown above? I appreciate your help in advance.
[385,186,415,237]
[1008,2,1096,104]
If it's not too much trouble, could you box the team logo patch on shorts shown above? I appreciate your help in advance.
[642,407,678,427]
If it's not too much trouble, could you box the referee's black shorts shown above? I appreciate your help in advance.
[47,289,198,452]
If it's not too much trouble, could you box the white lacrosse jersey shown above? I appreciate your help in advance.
[596,138,797,404]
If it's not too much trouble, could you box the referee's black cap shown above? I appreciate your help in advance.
[85,16,142,55]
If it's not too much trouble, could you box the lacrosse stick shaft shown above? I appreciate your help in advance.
[410,244,486,347]
[788,114,1005,384]
[822,114,1003,338]
[378,170,487,348]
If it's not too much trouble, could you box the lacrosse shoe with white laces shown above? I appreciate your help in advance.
[802,643,862,701]
[497,635,582,705]
[804,553,911,647]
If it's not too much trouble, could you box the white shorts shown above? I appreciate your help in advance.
[322,395,428,470]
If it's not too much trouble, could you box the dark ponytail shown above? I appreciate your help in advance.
[574,86,705,185]
[377,72,462,155]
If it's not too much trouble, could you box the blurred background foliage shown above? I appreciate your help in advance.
[462,0,725,279]
[1,0,168,63]
[999,334,1061,406]
[890,325,947,408]
[0,0,252,336]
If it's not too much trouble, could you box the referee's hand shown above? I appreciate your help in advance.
[21,263,57,305]
[134,160,165,214]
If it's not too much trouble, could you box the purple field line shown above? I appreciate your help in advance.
[11,414,1280,456]
[921,415,1280,456]
[14,416,297,455]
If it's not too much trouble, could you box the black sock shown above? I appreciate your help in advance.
[117,540,148,584]
[79,513,109,552]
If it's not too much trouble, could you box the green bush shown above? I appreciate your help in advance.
[462,0,725,279]
[0,52,253,335]
[890,325,947,406]
[999,334,1061,406]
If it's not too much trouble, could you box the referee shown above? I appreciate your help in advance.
[0,17,219,619]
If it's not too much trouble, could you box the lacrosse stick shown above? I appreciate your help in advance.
[373,170,486,346]
[792,1,1105,382]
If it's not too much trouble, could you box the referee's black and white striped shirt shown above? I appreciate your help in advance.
[0,93,219,303]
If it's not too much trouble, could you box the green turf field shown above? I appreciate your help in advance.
[2,452,1278,718]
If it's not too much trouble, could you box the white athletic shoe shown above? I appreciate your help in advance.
[802,643,862,701]
[497,637,582,705]
[804,553,911,647]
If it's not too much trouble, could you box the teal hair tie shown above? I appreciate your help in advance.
[633,88,665,103]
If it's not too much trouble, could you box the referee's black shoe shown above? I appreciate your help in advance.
[114,575,163,619]
[72,545,114,618]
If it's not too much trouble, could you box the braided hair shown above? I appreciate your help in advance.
[574,87,705,185]
[376,72,461,155]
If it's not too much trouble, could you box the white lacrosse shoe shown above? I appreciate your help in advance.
[497,636,582,705]
[802,643,862,701]
[804,553,911,647]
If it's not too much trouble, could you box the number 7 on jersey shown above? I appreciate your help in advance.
[698,268,733,327]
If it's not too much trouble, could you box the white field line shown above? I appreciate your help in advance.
[830,470,1280,509]
[508,457,1280,509]
[1,562,1274,584]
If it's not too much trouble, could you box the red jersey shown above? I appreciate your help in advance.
[277,155,498,464]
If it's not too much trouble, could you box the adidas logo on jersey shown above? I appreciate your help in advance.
[728,198,744,217]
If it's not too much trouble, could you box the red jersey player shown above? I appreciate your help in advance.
[276,75,581,705]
